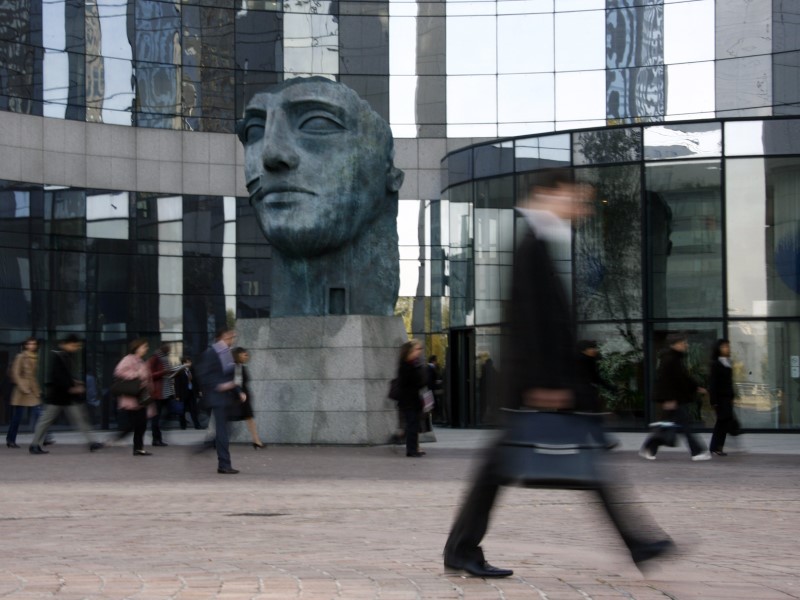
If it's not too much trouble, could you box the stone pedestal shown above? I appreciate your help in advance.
[233,315,409,445]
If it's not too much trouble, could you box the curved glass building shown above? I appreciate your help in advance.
[1,0,798,431]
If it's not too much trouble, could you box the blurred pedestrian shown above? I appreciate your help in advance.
[196,327,240,474]
[232,347,265,449]
[443,174,673,578]
[110,338,155,456]
[174,356,203,429]
[6,337,43,448]
[708,339,740,456]
[639,333,711,461]
[146,342,179,447]
[576,339,619,449]
[427,355,445,424]
[29,334,103,454]
[394,339,427,458]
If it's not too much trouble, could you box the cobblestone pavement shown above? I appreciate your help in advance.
[0,429,798,599]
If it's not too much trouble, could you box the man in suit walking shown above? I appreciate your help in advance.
[443,172,673,578]
[196,327,241,474]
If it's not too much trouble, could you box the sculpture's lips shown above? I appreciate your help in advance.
[255,186,315,208]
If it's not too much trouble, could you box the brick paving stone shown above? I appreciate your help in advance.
[1,431,799,598]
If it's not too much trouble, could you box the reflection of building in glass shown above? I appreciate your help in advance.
[1,0,799,431]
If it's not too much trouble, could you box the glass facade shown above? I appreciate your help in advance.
[442,117,800,431]
[2,0,800,433]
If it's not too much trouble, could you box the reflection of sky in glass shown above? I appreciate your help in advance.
[666,62,715,120]
[98,0,134,125]
[644,124,721,159]
[43,0,67,118]
[555,11,604,72]
[726,159,767,316]
[725,121,765,156]
[389,0,417,138]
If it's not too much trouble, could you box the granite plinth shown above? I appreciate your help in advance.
[234,315,410,445]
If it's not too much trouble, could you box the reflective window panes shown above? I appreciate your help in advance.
[514,133,570,173]
[134,0,181,129]
[497,13,553,74]
[448,184,473,327]
[574,165,642,321]
[725,121,765,156]
[474,177,514,326]
[474,142,514,179]
[555,71,605,127]
[42,0,68,120]
[283,2,339,76]
[95,1,135,126]
[86,192,129,239]
[646,160,723,319]
[445,149,473,188]
[606,0,666,123]
[729,321,800,430]
[45,188,86,237]
[727,157,800,318]
[576,322,644,427]
[665,62,715,121]
[663,0,714,65]
[497,73,555,138]
[644,122,721,160]
[573,127,642,166]
[554,9,605,72]
[762,120,800,155]
[446,75,497,138]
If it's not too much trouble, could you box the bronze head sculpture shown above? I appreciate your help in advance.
[239,77,404,317]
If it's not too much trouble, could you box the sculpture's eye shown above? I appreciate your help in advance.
[299,114,344,133]
[243,120,265,144]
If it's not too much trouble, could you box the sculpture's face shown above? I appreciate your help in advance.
[241,79,401,258]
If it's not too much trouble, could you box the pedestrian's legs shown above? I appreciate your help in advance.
[444,451,502,561]
[403,408,420,456]
[594,481,668,558]
[212,405,232,470]
[131,408,148,451]
[709,409,729,452]
[6,405,23,443]
[150,399,165,443]
[187,396,202,429]
[673,404,706,456]
[64,404,97,444]
[245,417,263,446]
[31,404,62,447]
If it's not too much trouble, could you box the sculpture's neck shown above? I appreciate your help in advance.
[270,214,399,317]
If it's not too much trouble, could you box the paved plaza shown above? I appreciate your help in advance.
[1,428,798,599]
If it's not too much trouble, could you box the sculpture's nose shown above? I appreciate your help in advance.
[261,114,299,172]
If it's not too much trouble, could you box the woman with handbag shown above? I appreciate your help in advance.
[709,339,740,456]
[394,339,427,458]
[110,338,155,456]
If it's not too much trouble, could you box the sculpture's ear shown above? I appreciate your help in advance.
[386,166,405,193]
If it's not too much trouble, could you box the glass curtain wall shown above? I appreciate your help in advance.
[0,180,268,430]
[444,118,800,430]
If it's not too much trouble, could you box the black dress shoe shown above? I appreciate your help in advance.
[89,442,104,452]
[406,452,425,457]
[444,557,513,578]
[217,467,240,474]
[711,450,728,456]
[133,449,153,456]
[6,442,20,448]
[29,445,49,455]
[631,539,676,566]
[152,440,168,447]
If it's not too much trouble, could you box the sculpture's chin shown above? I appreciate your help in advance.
[264,225,351,259]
